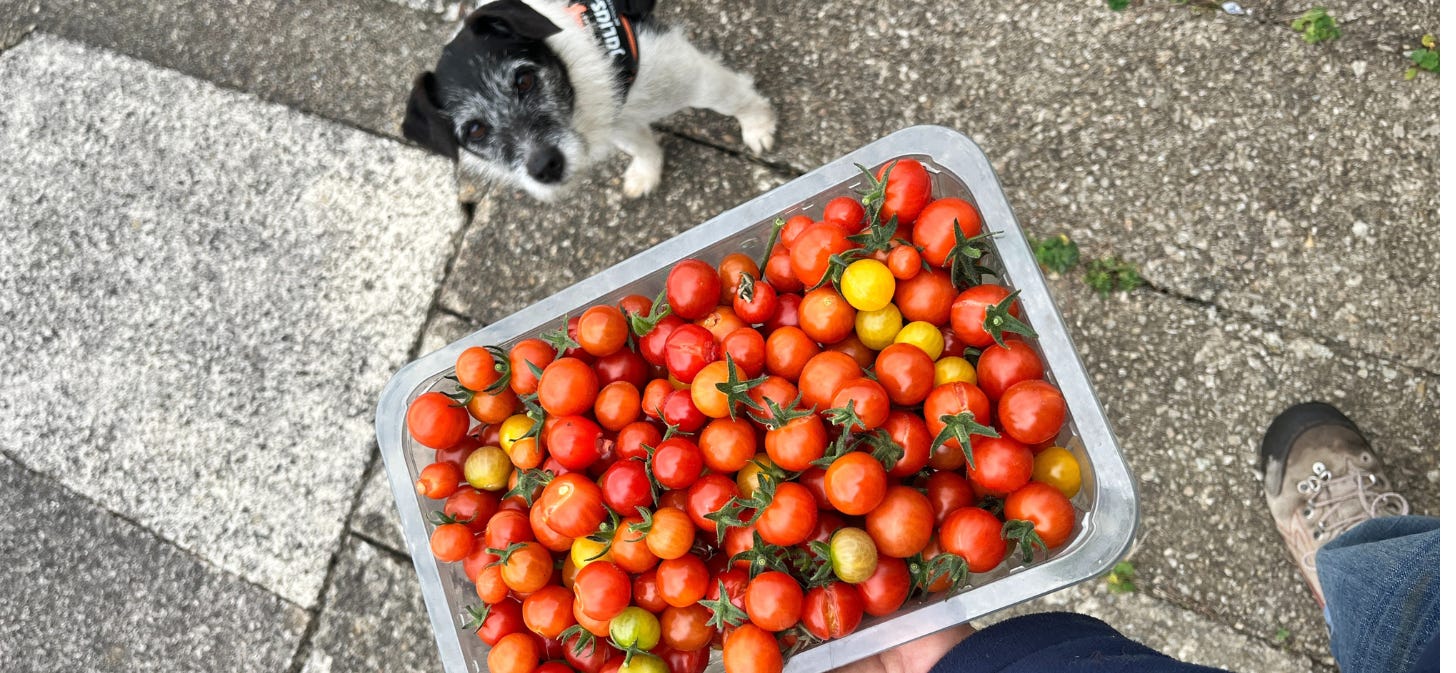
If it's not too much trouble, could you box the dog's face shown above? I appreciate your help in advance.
[403,0,580,200]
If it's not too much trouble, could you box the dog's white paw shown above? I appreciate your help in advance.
[622,160,662,199]
[739,103,777,155]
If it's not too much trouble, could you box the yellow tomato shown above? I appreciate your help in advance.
[934,356,977,387]
[499,413,534,452]
[1032,446,1083,499]
[571,535,611,568]
[463,446,511,491]
[736,453,773,497]
[855,303,903,351]
[840,259,896,311]
[893,321,945,360]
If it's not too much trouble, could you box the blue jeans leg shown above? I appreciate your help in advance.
[1315,516,1439,673]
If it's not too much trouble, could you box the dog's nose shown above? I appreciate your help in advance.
[526,147,565,184]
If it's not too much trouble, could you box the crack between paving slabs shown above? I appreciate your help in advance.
[1138,581,1329,664]
[350,529,414,565]
[657,126,809,177]
[1134,278,1439,379]
[0,446,314,614]
[284,440,383,673]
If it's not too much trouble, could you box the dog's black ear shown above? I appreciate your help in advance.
[618,0,656,21]
[466,0,562,41]
[401,72,459,160]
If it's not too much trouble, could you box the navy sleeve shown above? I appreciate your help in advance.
[928,613,1231,673]
[1411,635,1438,673]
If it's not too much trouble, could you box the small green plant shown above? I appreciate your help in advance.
[1030,233,1080,275]
[1107,560,1137,593]
[1291,7,1341,44]
[1107,0,1130,10]
[1273,627,1292,644]
[1085,258,1144,297]
[1406,34,1439,79]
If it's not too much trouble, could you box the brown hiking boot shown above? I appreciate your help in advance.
[1259,402,1409,607]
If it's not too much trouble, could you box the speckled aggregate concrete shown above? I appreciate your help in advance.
[0,0,1438,671]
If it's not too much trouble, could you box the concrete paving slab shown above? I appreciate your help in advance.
[15,0,450,137]
[352,460,409,554]
[300,538,438,673]
[440,136,790,324]
[0,456,309,672]
[1049,276,1438,662]
[352,312,479,554]
[981,582,1322,673]
[655,1,1440,373]
[0,35,462,608]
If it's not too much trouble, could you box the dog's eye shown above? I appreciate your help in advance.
[515,69,536,95]
[464,121,488,142]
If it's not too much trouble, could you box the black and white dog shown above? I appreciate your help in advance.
[402,0,776,200]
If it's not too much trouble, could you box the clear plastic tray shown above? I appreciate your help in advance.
[375,125,1138,673]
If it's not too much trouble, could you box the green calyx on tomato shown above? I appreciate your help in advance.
[1002,519,1049,564]
[463,603,492,631]
[560,624,601,656]
[484,541,529,568]
[823,400,868,433]
[703,496,754,544]
[858,429,907,472]
[481,344,513,395]
[698,579,749,630]
[584,508,625,560]
[429,510,475,527]
[542,315,582,357]
[758,393,814,430]
[848,213,903,254]
[982,290,1039,349]
[855,160,896,224]
[932,412,1000,469]
[910,552,970,596]
[501,467,554,506]
[714,354,769,421]
[728,531,796,579]
[946,225,997,290]
[800,541,836,588]
[629,289,672,337]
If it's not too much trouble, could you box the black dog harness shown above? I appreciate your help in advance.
[565,0,653,98]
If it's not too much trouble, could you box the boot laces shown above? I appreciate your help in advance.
[1295,458,1409,567]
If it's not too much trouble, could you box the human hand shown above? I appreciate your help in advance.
[830,624,975,673]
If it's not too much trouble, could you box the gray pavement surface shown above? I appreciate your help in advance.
[654,0,1441,374]
[301,539,437,673]
[440,137,791,325]
[0,1,1439,672]
[0,35,461,607]
[0,456,309,672]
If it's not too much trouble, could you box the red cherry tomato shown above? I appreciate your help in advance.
[666,259,721,321]
[998,380,1067,445]
[913,198,984,267]
[967,435,1035,496]
[940,506,1007,573]
[800,582,864,640]
[875,159,933,225]
[664,324,719,383]
[1005,481,1077,549]
[407,392,469,450]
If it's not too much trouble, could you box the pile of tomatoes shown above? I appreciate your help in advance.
[404,158,1085,673]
